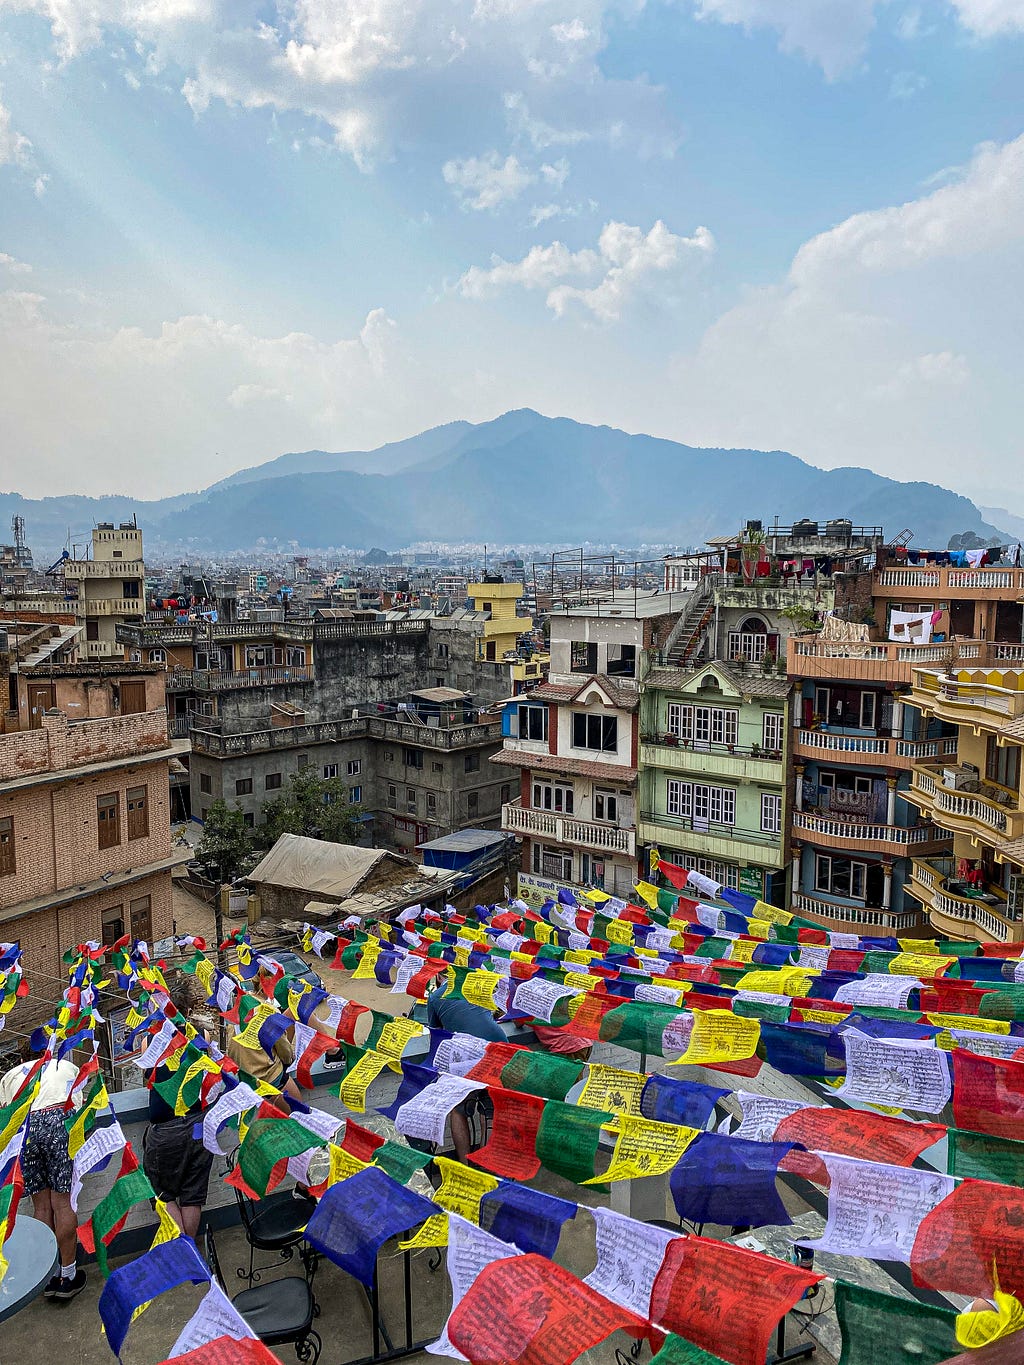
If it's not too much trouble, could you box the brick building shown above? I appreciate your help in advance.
[0,682,188,987]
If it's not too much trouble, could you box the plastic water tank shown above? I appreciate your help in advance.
[792,519,819,538]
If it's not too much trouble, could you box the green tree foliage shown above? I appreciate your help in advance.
[194,800,255,883]
[257,769,363,849]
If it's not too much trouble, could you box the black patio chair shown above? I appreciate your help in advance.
[205,1224,322,1365]
[225,1145,318,1286]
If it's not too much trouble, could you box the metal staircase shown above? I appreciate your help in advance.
[662,575,719,669]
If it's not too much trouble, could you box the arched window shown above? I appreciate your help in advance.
[727,616,778,663]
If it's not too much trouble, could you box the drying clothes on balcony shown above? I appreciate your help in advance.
[888,609,933,644]
[818,615,870,642]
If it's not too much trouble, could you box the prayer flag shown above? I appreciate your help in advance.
[303,1166,437,1286]
[467,1088,544,1180]
[911,1178,1024,1297]
[669,1133,794,1228]
[80,1145,155,1275]
[952,1048,1024,1140]
[833,1279,959,1365]
[98,1235,211,1356]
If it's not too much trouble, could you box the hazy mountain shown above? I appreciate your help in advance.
[979,506,1024,543]
[2,410,1011,557]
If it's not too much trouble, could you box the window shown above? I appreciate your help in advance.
[97,793,121,849]
[607,644,636,678]
[814,686,830,719]
[986,735,1022,792]
[762,713,784,752]
[406,789,417,813]
[126,785,148,841]
[403,748,423,769]
[243,812,255,828]
[384,750,394,763]
[533,781,574,813]
[815,854,867,900]
[199,773,212,794]
[123,580,140,598]
[129,650,142,663]
[101,905,125,946]
[194,650,219,671]
[532,842,572,880]
[515,704,549,742]
[571,712,617,752]
[666,703,738,748]
[727,623,770,663]
[427,792,437,816]
[761,793,782,834]
[860,691,877,729]
[347,760,361,777]
[323,764,339,779]
[297,754,309,770]
[570,641,598,674]
[129,895,152,941]
[86,620,99,641]
[265,772,282,790]
[594,790,618,823]
[436,643,449,659]
[467,791,479,815]
[388,784,397,808]
[818,772,872,795]
[675,855,739,891]
[148,648,166,664]
[349,786,362,804]
[464,751,480,773]
[665,780,735,827]
[0,817,14,876]
[500,784,511,804]
[235,778,253,796]
[432,761,444,774]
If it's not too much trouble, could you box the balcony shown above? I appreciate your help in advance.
[791,810,950,857]
[637,812,784,868]
[502,799,636,856]
[793,727,958,769]
[791,892,924,932]
[910,857,1017,943]
[908,765,1024,844]
[64,559,145,578]
[909,669,1024,733]
[875,566,1024,598]
[640,735,783,785]
[165,666,314,692]
[191,714,501,757]
[787,636,987,686]
[73,598,144,617]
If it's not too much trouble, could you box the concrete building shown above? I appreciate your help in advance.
[467,577,549,691]
[639,660,792,904]
[64,522,145,661]
[496,591,686,904]
[0,674,187,987]
[905,646,1024,943]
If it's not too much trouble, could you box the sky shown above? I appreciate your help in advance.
[0,1,1022,505]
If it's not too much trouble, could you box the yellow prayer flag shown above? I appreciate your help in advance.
[233,1002,279,1049]
[563,972,601,992]
[328,1143,369,1187]
[0,1092,34,1153]
[462,971,500,1012]
[195,958,215,997]
[899,938,939,956]
[674,1009,761,1067]
[799,1008,849,1025]
[956,1289,1024,1348]
[564,949,597,966]
[584,1116,699,1183]
[735,968,813,997]
[927,1013,1010,1035]
[338,1050,397,1113]
[584,888,611,903]
[532,922,554,944]
[175,1055,220,1116]
[728,940,758,963]
[888,953,956,977]
[510,951,534,964]
[399,1214,449,1249]
[421,927,442,942]
[453,946,471,968]
[606,919,635,946]
[633,882,661,910]
[746,919,771,940]
[431,1155,499,1221]
[376,1016,427,1062]
[578,1064,644,1116]
[352,942,382,981]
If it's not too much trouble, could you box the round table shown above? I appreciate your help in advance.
[0,1217,59,1322]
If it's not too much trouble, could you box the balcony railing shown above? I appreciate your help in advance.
[791,892,923,930]
[876,566,1024,594]
[165,666,314,692]
[64,559,145,578]
[794,728,957,768]
[641,734,784,762]
[191,714,501,756]
[792,811,939,846]
[911,673,1024,725]
[910,858,1016,942]
[501,799,635,856]
[73,598,144,616]
[910,766,1024,840]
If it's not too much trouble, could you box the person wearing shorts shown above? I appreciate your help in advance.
[142,1064,214,1237]
[0,1052,86,1301]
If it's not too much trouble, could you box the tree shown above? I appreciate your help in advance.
[257,769,364,849]
[194,800,255,883]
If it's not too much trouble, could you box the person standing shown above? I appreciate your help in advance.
[0,1048,86,1301]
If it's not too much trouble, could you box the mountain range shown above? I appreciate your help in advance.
[0,410,1012,557]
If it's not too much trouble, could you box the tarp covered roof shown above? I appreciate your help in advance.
[246,832,415,899]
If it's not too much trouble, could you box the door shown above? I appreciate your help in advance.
[119,681,147,715]
[27,683,56,728]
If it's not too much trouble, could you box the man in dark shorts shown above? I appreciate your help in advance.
[425,982,505,1162]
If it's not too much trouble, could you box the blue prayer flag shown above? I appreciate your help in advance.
[669,1133,795,1230]
[303,1166,436,1286]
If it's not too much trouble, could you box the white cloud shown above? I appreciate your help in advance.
[692,0,881,78]
[0,99,32,169]
[667,132,1024,483]
[948,0,1024,36]
[0,252,32,273]
[459,218,715,319]
[889,69,927,99]
[442,152,535,210]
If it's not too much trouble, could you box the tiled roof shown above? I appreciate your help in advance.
[646,661,792,701]
[528,675,640,712]
[490,748,637,784]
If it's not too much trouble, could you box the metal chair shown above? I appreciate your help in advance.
[205,1225,321,1365]
[225,1147,318,1286]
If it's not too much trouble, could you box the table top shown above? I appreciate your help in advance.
[0,1217,59,1323]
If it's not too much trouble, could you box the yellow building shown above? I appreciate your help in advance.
[906,650,1024,943]
[64,523,145,660]
[467,579,549,685]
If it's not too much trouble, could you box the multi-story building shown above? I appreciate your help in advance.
[467,577,549,690]
[786,547,1024,935]
[496,591,687,903]
[0,669,186,984]
[639,660,792,904]
[906,645,1024,943]
[63,522,145,660]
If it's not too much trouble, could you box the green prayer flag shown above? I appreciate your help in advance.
[362,1010,390,1052]
[978,983,1024,1022]
[91,1166,155,1276]
[599,1002,680,1056]
[657,889,679,914]
[694,936,730,959]
[340,940,363,970]
[372,1141,433,1186]
[499,1049,583,1102]
[833,1280,959,1365]
[937,940,980,958]
[238,1117,326,1197]
[949,1127,1024,1186]
[733,997,791,1023]
[772,924,800,944]
[535,1101,611,1186]
[651,1335,729,1363]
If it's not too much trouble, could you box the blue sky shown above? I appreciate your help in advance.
[0,1,1022,504]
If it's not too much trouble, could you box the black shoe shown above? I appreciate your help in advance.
[41,1273,63,1299]
[51,1269,87,1302]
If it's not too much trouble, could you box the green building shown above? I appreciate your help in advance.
[638,659,791,905]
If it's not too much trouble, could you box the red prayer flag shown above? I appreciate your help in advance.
[467,1088,544,1180]
[796,928,829,945]
[334,1001,370,1045]
[329,938,353,971]
[340,1120,386,1163]
[159,1338,284,1365]
[559,993,619,1039]
[649,1236,821,1365]
[658,861,691,891]
[467,1043,527,1087]
[952,1048,1024,1140]
[775,1105,944,1166]
[825,950,866,974]
[293,1030,339,1089]
[447,1253,647,1365]
[911,1178,1024,1297]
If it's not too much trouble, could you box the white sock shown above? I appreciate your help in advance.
[61,1263,76,1280]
